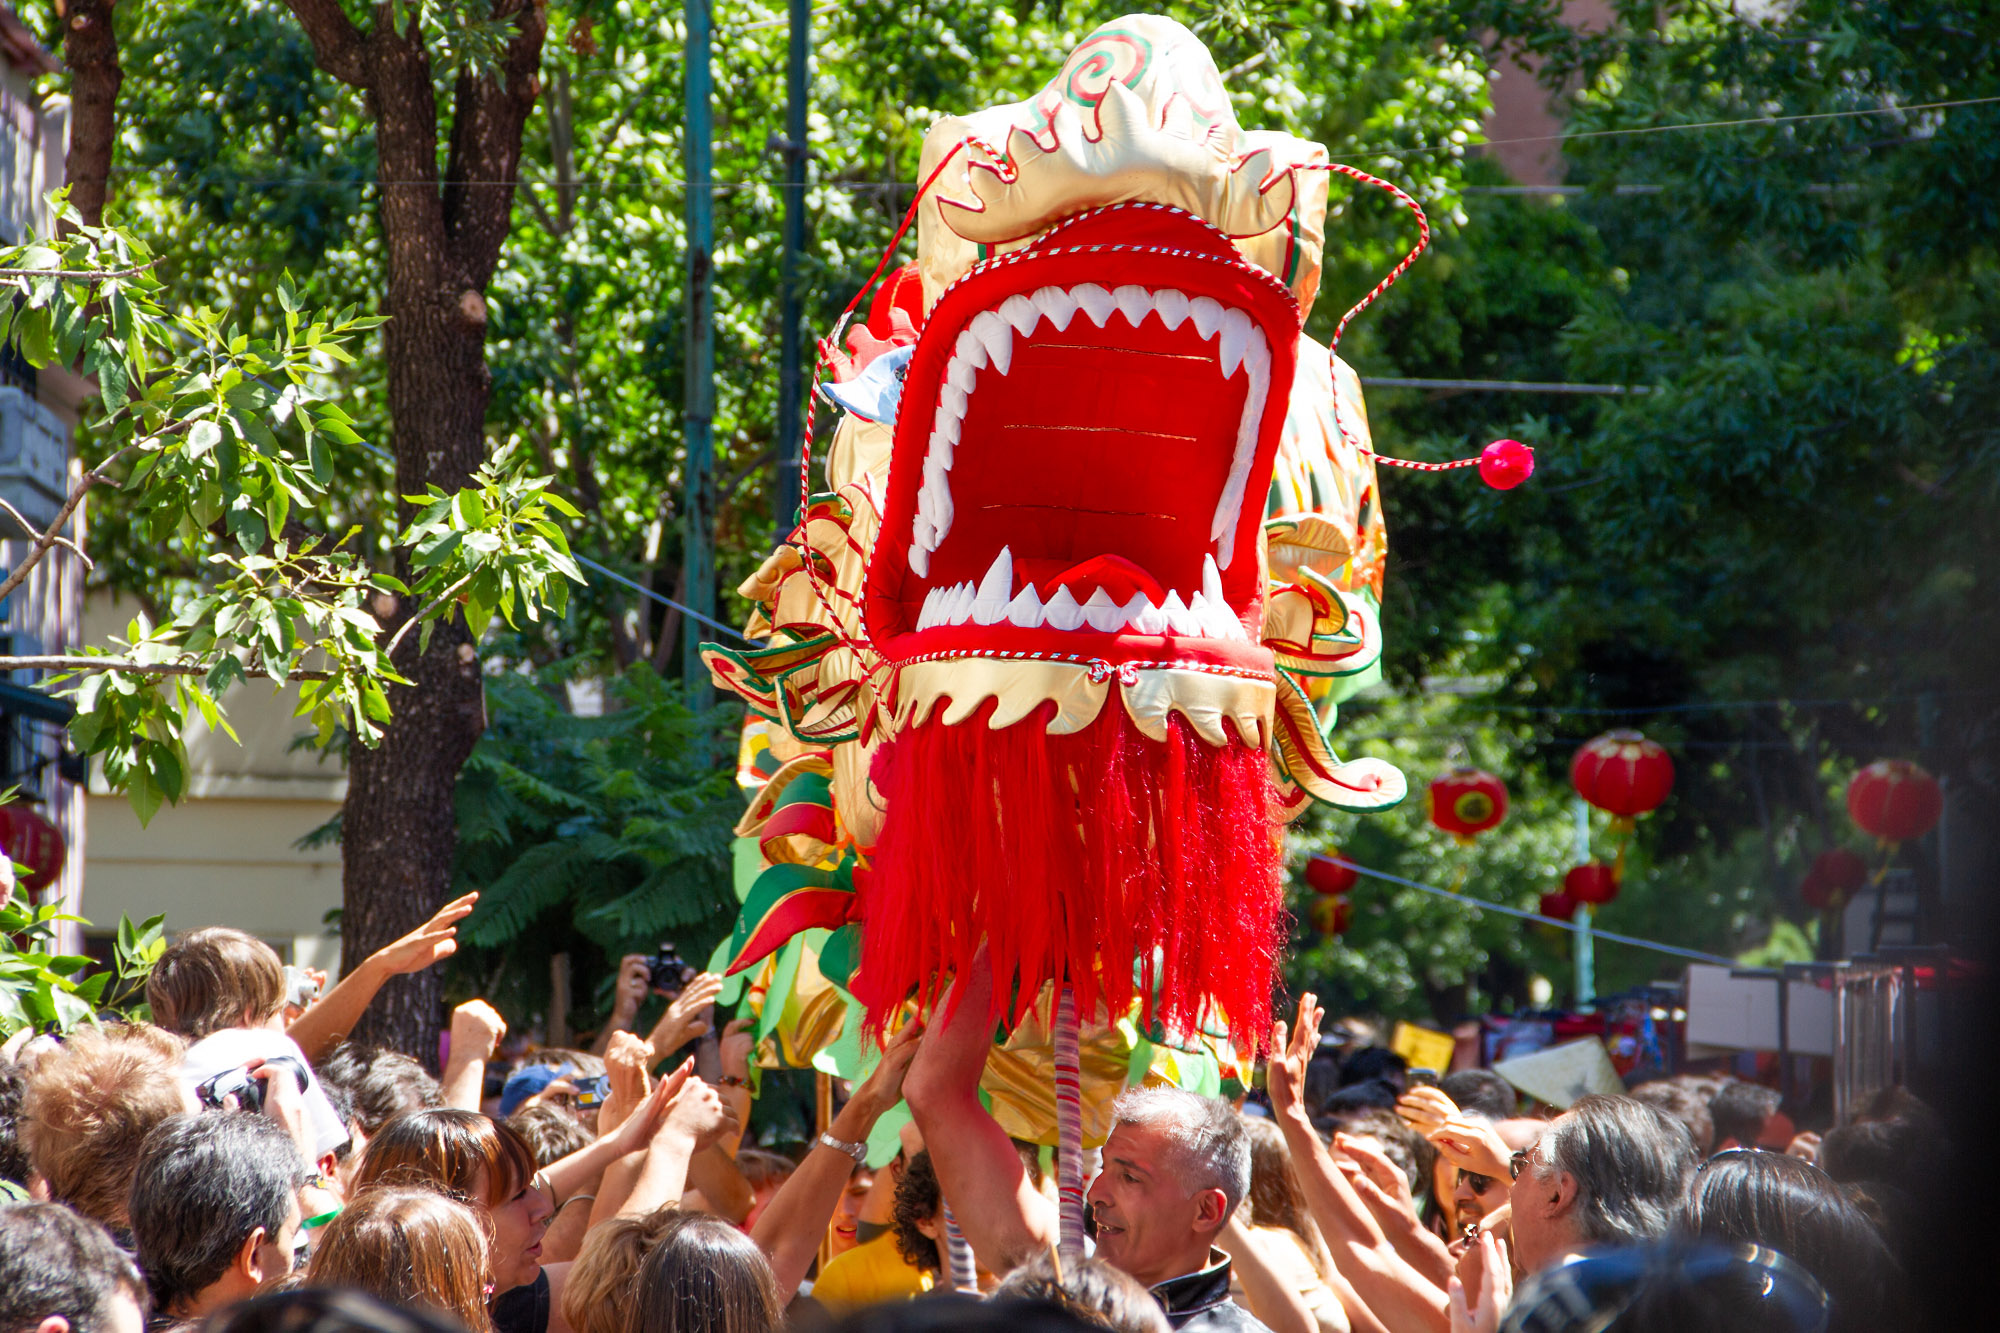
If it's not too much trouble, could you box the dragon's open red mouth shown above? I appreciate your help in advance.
[864,206,1302,667]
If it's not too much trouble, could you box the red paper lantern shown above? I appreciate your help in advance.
[1308,896,1352,936]
[1478,438,1535,491]
[1565,862,1619,905]
[1570,731,1675,819]
[1304,852,1359,897]
[1426,768,1509,843]
[1799,848,1869,911]
[1845,760,1942,844]
[1538,890,1579,922]
[0,804,65,895]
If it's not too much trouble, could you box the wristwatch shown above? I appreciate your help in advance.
[817,1131,869,1166]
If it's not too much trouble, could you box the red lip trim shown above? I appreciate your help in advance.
[863,204,1301,672]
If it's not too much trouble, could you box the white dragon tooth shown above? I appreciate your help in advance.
[1082,585,1126,633]
[909,543,930,578]
[941,383,968,419]
[917,585,942,630]
[1032,286,1078,331]
[970,311,1013,376]
[923,454,955,526]
[1005,581,1045,628]
[1113,285,1152,329]
[1217,309,1252,378]
[929,427,953,469]
[953,330,987,372]
[947,356,978,393]
[914,513,938,550]
[1072,283,1117,327]
[1043,584,1085,631]
[1127,593,1167,635]
[1163,589,1200,636]
[972,547,1014,624]
[1189,295,1224,340]
[1210,356,1270,565]
[949,582,977,625]
[1153,289,1190,330]
[999,294,1041,337]
[936,409,962,450]
[1203,552,1226,606]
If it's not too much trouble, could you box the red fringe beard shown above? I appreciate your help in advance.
[852,698,1284,1054]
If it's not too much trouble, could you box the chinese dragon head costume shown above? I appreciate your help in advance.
[706,15,1427,1060]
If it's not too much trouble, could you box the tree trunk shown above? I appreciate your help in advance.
[285,0,546,1059]
[58,0,121,229]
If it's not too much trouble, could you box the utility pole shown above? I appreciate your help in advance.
[773,0,810,531]
[681,0,715,705]
[1573,796,1596,1006]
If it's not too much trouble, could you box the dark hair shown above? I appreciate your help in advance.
[1818,1119,1932,1184]
[318,1082,358,1165]
[1321,1106,1431,1193]
[892,1150,943,1273]
[1533,1095,1698,1246]
[829,1294,1107,1333]
[631,1211,781,1333]
[0,1059,28,1186]
[1439,1070,1516,1120]
[1338,1047,1407,1091]
[1628,1080,1714,1158]
[991,1253,1173,1333]
[204,1287,472,1333]
[1686,1151,1899,1332]
[354,1109,535,1209]
[507,1104,593,1169]
[0,1202,149,1333]
[1500,1241,1831,1333]
[1707,1081,1781,1151]
[735,1148,796,1194]
[316,1046,442,1137]
[131,1113,306,1313]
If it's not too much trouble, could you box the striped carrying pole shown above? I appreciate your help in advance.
[1054,983,1085,1268]
[942,1202,979,1292]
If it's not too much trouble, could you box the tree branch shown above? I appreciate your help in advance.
[0,496,91,570]
[0,262,160,282]
[441,0,549,286]
[0,432,154,609]
[381,573,473,660]
[0,656,335,680]
[281,0,372,88]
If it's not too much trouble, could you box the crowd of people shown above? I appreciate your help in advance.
[0,901,1935,1333]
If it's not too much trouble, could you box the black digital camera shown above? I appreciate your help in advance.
[195,1055,309,1113]
[646,941,694,997]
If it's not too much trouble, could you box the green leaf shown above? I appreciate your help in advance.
[187,420,223,459]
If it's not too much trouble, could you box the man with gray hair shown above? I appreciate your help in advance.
[904,954,1278,1332]
[1508,1093,1699,1274]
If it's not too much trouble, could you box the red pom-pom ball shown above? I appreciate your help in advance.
[1478,438,1534,490]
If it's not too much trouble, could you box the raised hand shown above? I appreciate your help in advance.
[719,1016,756,1082]
[662,1075,738,1150]
[1336,1131,1420,1222]
[1447,1229,1513,1333]
[1397,1085,1460,1138]
[1266,991,1323,1120]
[1426,1113,1515,1182]
[450,999,507,1060]
[610,955,652,1021]
[599,1031,655,1135]
[372,892,478,975]
[648,971,728,1058]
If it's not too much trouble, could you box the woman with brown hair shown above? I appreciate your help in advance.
[354,1068,713,1333]
[630,1212,781,1333]
[558,1211,680,1333]
[1232,1116,1354,1333]
[305,1186,494,1332]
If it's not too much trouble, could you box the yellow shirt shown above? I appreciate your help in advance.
[813,1233,936,1313]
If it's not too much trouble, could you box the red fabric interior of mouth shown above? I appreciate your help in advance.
[863,207,1302,664]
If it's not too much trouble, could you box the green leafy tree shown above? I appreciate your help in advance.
[0,884,163,1037]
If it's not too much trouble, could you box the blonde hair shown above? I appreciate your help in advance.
[561,1210,682,1333]
[1240,1114,1335,1281]
[306,1186,494,1333]
[22,1022,187,1229]
[147,927,285,1039]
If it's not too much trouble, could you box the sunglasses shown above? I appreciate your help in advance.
[1462,1170,1502,1196]
[1510,1147,1534,1180]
